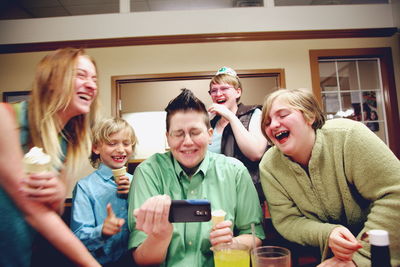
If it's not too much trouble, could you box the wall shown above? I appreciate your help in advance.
[2,35,398,116]
[0,4,395,44]
[1,34,399,195]
[120,76,278,113]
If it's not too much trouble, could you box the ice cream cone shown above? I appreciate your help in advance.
[112,166,127,183]
[23,147,51,174]
[211,209,226,227]
[24,162,52,174]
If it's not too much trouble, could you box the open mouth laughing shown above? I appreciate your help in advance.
[112,155,127,163]
[275,130,290,143]
[77,92,93,102]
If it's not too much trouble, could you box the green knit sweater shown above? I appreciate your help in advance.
[260,118,400,266]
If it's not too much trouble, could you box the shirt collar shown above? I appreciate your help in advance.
[171,151,210,179]
[96,163,114,181]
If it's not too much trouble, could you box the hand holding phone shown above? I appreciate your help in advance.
[169,200,211,223]
[134,195,173,238]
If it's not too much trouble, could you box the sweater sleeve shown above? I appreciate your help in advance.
[343,122,400,266]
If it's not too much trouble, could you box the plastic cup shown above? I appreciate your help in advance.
[251,246,291,267]
[212,242,250,267]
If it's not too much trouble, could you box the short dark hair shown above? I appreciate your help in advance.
[165,88,211,131]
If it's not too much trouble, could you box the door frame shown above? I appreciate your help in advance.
[112,68,286,117]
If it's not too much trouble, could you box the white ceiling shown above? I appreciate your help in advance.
[0,0,388,20]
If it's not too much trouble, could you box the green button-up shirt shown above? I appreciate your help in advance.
[128,151,264,267]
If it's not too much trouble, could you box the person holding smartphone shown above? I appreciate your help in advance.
[128,89,265,267]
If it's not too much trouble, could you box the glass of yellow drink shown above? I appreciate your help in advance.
[212,242,250,267]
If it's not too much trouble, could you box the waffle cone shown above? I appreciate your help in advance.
[23,161,51,174]
[112,167,127,183]
[211,210,226,227]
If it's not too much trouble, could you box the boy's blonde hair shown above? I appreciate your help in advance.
[28,47,100,176]
[90,117,137,168]
[261,88,325,142]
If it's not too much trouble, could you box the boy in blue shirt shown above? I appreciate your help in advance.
[71,117,136,267]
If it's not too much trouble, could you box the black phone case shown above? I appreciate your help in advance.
[169,200,211,223]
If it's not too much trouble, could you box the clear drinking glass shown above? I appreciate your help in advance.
[251,246,291,267]
[212,242,250,267]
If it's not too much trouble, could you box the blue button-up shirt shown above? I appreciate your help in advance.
[70,163,132,265]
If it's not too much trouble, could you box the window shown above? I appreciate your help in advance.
[310,48,400,158]
[319,58,387,142]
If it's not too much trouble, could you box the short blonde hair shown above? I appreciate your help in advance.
[90,118,137,168]
[209,73,242,102]
[261,88,325,142]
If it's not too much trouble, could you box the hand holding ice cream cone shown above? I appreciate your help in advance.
[23,147,52,174]
[22,147,65,211]
[112,166,130,197]
[112,166,126,184]
[210,210,233,247]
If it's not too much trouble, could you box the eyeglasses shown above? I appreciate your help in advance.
[208,86,234,96]
[169,129,204,142]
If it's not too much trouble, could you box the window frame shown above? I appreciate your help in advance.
[310,47,400,158]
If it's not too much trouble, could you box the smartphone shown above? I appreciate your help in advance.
[169,199,211,223]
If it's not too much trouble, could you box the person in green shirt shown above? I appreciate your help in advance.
[127,88,264,267]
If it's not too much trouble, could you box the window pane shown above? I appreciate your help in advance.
[337,61,358,91]
[362,90,384,122]
[341,92,353,114]
[322,92,339,114]
[340,91,361,121]
[359,60,380,90]
[319,62,337,91]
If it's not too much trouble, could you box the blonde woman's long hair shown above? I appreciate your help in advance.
[28,47,100,176]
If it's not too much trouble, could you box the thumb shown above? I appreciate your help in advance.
[106,203,116,218]
[117,218,125,227]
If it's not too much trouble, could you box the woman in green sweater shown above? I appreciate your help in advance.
[259,88,400,267]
